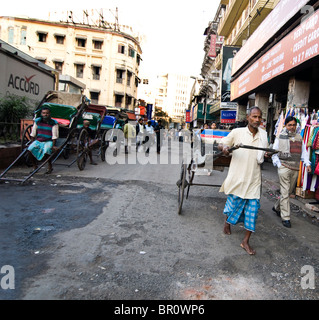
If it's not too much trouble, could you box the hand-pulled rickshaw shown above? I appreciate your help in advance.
[0,91,88,183]
[176,128,277,215]
[74,105,130,169]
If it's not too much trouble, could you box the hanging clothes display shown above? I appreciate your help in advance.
[293,107,319,192]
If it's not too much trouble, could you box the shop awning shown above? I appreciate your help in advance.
[127,112,136,120]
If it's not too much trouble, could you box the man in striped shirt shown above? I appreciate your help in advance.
[28,107,59,174]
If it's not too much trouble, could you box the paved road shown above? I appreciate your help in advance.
[0,140,318,300]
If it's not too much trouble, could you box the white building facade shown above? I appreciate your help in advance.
[0,16,142,109]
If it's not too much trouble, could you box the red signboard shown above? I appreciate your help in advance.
[232,0,310,76]
[208,34,217,58]
[139,106,145,115]
[185,110,191,123]
[231,9,319,101]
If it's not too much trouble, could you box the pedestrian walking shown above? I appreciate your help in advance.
[123,119,136,154]
[136,118,145,152]
[218,106,268,255]
[271,116,311,228]
[144,120,154,154]
[154,119,164,154]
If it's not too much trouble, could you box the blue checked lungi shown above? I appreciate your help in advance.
[28,140,53,161]
[223,194,260,232]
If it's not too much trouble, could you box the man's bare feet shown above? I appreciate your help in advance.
[240,242,256,255]
[223,221,231,235]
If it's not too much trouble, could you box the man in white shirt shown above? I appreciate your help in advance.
[218,106,268,255]
[136,118,145,152]
[144,120,154,154]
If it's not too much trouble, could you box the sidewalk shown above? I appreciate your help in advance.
[261,160,319,223]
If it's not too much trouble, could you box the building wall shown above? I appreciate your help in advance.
[152,74,193,123]
[0,16,142,110]
[0,50,55,106]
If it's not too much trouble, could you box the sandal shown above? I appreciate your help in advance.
[45,168,53,174]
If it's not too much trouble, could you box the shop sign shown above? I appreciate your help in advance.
[221,46,240,103]
[185,110,191,123]
[231,9,319,101]
[146,104,153,120]
[208,34,217,58]
[220,110,236,124]
[232,0,310,76]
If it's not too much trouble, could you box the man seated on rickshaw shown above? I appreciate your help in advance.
[28,107,59,174]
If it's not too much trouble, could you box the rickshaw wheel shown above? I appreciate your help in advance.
[77,129,89,171]
[21,124,34,167]
[63,128,77,159]
[177,162,187,215]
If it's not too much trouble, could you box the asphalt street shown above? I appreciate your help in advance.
[0,140,318,300]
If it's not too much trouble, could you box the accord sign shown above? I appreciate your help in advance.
[7,74,40,95]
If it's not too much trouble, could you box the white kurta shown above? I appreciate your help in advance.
[219,127,268,199]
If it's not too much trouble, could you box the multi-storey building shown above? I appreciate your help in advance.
[154,74,193,126]
[0,15,142,109]
[196,0,280,125]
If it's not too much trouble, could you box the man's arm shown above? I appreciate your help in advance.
[52,124,59,151]
[30,122,38,142]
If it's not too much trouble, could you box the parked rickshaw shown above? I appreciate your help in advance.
[0,91,88,183]
[75,104,107,170]
[75,105,130,169]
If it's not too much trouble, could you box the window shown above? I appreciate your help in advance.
[8,27,14,44]
[92,66,101,80]
[37,32,47,42]
[115,94,123,107]
[128,47,135,58]
[20,28,27,45]
[125,95,132,108]
[137,54,141,66]
[93,40,103,50]
[55,35,65,44]
[54,61,63,73]
[118,44,125,54]
[36,58,46,64]
[127,71,132,86]
[135,77,141,88]
[75,64,84,78]
[90,91,99,104]
[116,69,124,83]
[76,37,86,48]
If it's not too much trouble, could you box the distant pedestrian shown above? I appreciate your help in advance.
[211,122,217,129]
[271,116,311,228]
[136,118,145,152]
[154,119,164,154]
[144,120,154,154]
[123,119,136,154]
